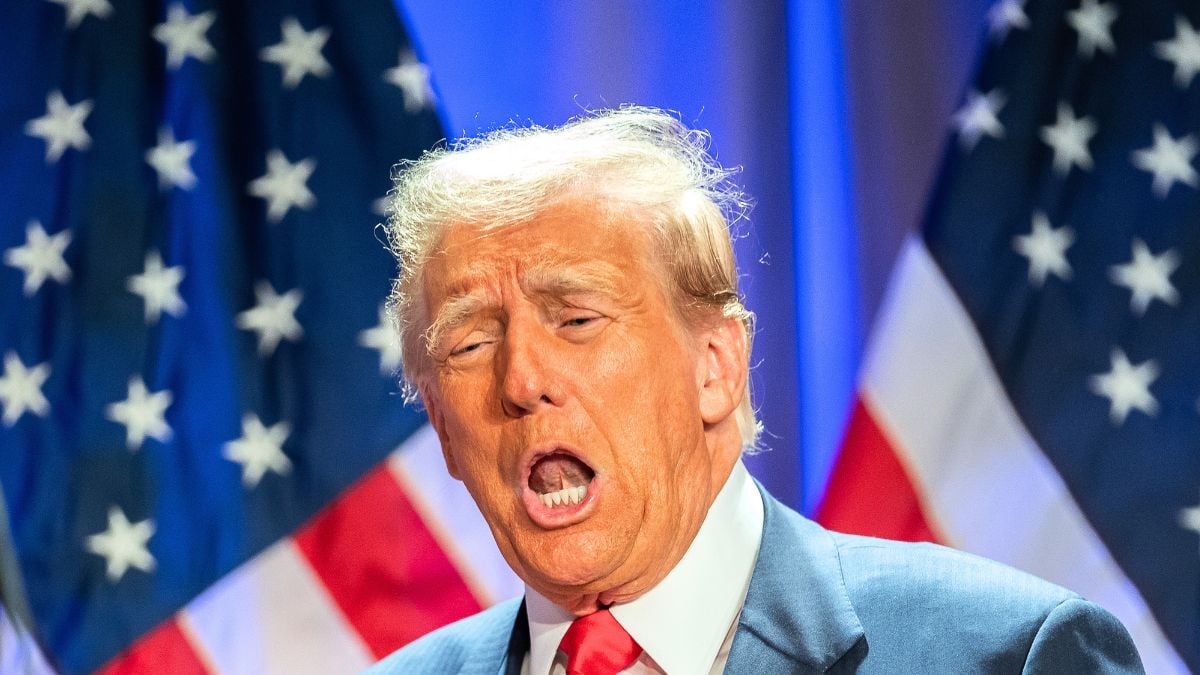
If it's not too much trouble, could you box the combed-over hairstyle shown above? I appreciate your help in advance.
[384,106,761,449]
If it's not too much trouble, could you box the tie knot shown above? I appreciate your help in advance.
[558,609,643,675]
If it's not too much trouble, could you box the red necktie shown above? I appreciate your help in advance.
[558,609,643,675]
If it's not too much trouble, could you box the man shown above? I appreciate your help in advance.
[369,108,1143,674]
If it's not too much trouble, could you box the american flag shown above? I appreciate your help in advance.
[0,0,521,672]
[818,0,1197,672]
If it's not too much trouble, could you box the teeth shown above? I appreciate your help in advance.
[537,485,588,508]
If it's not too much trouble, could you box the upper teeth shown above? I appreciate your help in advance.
[539,485,586,508]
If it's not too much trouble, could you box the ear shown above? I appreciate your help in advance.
[697,315,748,426]
[420,382,462,481]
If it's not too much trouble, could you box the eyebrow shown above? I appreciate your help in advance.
[423,262,624,355]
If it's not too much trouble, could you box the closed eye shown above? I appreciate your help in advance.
[454,342,484,354]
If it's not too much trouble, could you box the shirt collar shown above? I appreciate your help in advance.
[525,460,764,675]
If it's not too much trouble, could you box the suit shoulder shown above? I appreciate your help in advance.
[827,532,1086,670]
[830,531,1077,613]
[365,598,523,674]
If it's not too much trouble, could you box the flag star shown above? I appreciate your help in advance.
[4,221,72,295]
[1131,123,1198,198]
[248,149,317,222]
[25,90,93,163]
[46,0,112,29]
[359,305,402,374]
[987,0,1029,41]
[105,376,173,450]
[224,413,292,488]
[152,3,216,70]
[1039,103,1097,175]
[1067,0,1118,58]
[85,506,155,583]
[1181,494,1200,554]
[145,127,198,190]
[1089,349,1159,425]
[237,281,304,356]
[952,89,1006,151]
[260,16,331,88]
[127,250,187,324]
[372,194,390,217]
[0,352,51,427]
[384,52,435,113]
[1156,16,1200,88]
[1013,212,1074,286]
[1108,239,1180,315]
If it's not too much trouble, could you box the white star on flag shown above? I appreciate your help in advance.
[4,220,72,296]
[47,0,112,29]
[237,281,304,356]
[1089,349,1159,425]
[1180,494,1200,554]
[1131,123,1198,198]
[127,250,187,324]
[105,376,174,450]
[260,16,332,88]
[25,90,93,163]
[223,413,293,488]
[85,506,156,583]
[248,149,317,222]
[372,194,390,217]
[1039,103,1097,175]
[1013,212,1073,286]
[1067,0,1118,59]
[152,3,216,70]
[1108,239,1180,315]
[145,127,198,190]
[359,304,402,373]
[384,51,435,113]
[0,352,51,427]
[987,0,1029,41]
[952,89,1006,151]
[1155,16,1200,89]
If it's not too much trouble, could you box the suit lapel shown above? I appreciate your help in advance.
[434,597,526,675]
[725,484,865,673]
[501,601,530,675]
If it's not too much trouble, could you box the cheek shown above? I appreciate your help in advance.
[584,332,703,459]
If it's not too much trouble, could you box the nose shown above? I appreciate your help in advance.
[498,319,563,418]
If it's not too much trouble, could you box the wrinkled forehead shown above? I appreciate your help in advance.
[422,201,662,298]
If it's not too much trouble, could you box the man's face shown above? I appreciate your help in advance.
[418,200,738,612]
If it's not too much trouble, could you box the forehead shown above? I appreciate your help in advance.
[424,200,657,296]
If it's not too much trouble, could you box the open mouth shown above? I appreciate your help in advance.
[528,451,596,509]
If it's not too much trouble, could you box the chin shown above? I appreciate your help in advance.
[513,529,630,595]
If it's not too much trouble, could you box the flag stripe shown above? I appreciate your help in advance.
[180,539,373,675]
[293,459,484,659]
[844,237,1185,674]
[816,398,940,543]
[97,618,208,675]
[388,424,524,607]
[0,603,54,675]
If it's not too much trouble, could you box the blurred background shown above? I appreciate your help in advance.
[1,0,1193,673]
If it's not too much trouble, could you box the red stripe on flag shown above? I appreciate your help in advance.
[293,463,484,659]
[816,397,941,543]
[97,618,208,675]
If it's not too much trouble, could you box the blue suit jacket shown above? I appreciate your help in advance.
[368,485,1144,673]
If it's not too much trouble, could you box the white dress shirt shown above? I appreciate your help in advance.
[522,460,765,675]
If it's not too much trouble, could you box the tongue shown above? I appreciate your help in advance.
[529,454,593,493]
